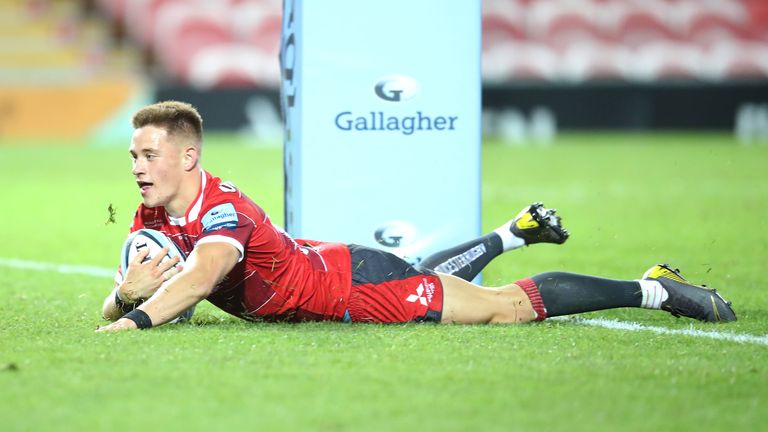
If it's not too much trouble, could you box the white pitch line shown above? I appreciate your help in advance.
[2,257,767,345]
[0,257,114,279]
[557,316,768,346]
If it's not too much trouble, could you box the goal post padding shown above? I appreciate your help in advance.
[280,0,481,265]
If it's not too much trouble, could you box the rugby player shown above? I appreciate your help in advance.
[97,101,736,332]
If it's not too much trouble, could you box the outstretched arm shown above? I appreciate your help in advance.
[97,242,240,331]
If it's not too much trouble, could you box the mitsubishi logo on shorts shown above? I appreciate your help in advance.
[406,283,428,306]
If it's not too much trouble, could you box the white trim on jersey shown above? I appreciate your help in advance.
[169,169,207,227]
[188,168,207,222]
[168,215,185,226]
[196,235,245,263]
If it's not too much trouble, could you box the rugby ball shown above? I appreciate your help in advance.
[119,229,195,323]
[120,229,185,274]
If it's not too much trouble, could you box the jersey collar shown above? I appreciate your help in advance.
[168,169,207,227]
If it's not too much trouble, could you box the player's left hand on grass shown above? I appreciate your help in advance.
[96,318,138,333]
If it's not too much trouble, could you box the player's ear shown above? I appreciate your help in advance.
[182,145,198,171]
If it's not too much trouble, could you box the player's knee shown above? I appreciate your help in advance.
[489,288,536,324]
[530,271,572,289]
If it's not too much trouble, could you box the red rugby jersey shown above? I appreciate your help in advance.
[120,170,352,322]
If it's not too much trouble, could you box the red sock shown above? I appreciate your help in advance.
[515,278,547,321]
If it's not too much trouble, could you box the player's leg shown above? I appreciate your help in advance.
[530,269,736,322]
[417,203,569,282]
[440,264,736,324]
[523,266,736,322]
[439,272,643,324]
[521,272,648,317]
[439,273,538,324]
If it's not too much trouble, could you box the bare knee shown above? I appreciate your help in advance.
[439,274,536,324]
[487,287,536,324]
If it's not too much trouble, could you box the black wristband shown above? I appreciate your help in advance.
[122,309,153,329]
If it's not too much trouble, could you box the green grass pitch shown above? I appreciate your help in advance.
[1,133,766,431]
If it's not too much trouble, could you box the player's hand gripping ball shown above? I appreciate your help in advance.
[120,229,195,323]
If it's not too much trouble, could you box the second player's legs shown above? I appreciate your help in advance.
[417,234,504,282]
[417,203,569,282]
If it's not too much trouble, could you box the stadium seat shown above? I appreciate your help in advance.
[186,43,280,89]
[686,10,755,46]
[614,7,680,47]
[723,59,768,80]
[232,2,282,56]
[124,0,185,49]
[528,2,606,48]
[482,40,558,82]
[544,12,606,48]
[99,0,768,86]
[744,0,768,31]
[701,40,768,80]
[482,14,527,48]
[153,3,233,80]
[560,42,628,81]
[482,0,527,48]
[630,42,702,81]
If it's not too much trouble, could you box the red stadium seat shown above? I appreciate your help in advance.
[744,0,768,31]
[543,12,606,49]
[629,42,702,81]
[482,0,527,48]
[482,41,558,81]
[614,7,680,47]
[153,4,233,80]
[686,11,755,46]
[701,41,768,80]
[186,43,280,89]
[482,14,527,48]
[124,0,185,49]
[102,0,767,86]
[527,1,606,49]
[232,2,282,56]
[560,42,628,81]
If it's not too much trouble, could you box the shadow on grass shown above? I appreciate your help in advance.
[184,312,426,333]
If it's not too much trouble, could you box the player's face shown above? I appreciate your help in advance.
[129,126,186,212]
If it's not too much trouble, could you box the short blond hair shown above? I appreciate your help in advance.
[132,101,203,146]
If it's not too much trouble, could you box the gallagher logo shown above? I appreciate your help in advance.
[374,75,419,102]
[374,220,418,248]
